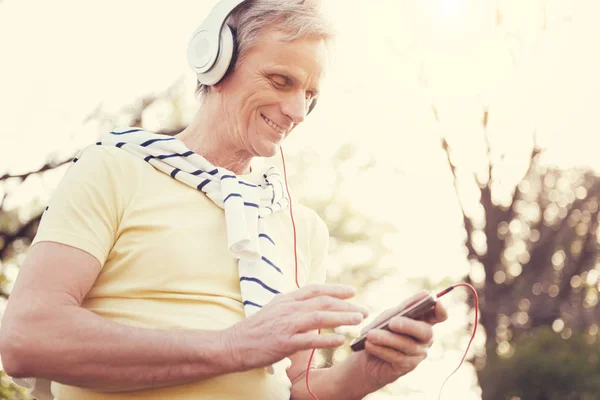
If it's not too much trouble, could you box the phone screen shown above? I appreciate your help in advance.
[350,293,437,351]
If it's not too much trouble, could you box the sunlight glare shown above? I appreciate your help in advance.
[437,0,468,18]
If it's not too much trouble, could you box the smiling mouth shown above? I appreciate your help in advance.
[261,114,286,135]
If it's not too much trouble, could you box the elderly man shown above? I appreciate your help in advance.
[0,1,447,399]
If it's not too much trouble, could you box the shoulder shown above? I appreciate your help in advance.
[76,143,147,171]
[65,143,154,209]
[73,142,158,188]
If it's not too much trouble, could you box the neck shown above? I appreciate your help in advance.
[175,102,253,175]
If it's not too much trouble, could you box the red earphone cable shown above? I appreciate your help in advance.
[436,283,479,400]
[280,147,300,289]
[280,147,320,400]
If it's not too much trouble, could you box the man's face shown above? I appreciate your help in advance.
[215,29,328,158]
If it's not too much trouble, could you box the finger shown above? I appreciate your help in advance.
[360,308,398,335]
[422,303,448,325]
[388,317,434,345]
[360,290,428,335]
[291,284,356,301]
[364,340,427,369]
[360,290,429,335]
[366,329,428,357]
[433,302,448,323]
[292,332,346,350]
[301,296,369,317]
[295,311,364,331]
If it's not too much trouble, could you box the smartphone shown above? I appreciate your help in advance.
[350,292,437,351]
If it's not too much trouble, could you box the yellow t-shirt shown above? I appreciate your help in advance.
[31,144,329,400]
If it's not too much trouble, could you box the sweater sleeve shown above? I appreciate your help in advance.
[31,145,133,265]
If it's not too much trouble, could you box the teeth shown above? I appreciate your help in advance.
[262,115,286,134]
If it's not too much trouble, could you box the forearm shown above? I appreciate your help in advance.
[2,305,239,392]
[290,354,381,400]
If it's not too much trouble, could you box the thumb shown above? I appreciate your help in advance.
[360,290,429,335]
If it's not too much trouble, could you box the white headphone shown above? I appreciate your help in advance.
[187,0,248,86]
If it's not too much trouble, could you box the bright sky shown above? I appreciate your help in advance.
[1,0,598,398]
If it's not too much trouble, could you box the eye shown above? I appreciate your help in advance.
[270,75,289,88]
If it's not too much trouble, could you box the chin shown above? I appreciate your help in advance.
[250,134,281,158]
[254,143,279,158]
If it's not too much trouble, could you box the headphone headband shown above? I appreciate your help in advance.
[202,0,246,33]
[187,0,247,83]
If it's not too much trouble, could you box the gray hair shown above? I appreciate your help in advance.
[194,0,334,98]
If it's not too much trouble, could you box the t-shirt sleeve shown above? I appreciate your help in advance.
[31,146,132,266]
[307,213,330,285]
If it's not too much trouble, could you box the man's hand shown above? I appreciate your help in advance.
[348,291,448,388]
[224,284,369,371]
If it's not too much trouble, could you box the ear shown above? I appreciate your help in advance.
[211,83,223,92]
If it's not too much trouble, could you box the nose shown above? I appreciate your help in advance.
[280,91,307,125]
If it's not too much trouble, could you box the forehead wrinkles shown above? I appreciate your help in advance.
[286,48,325,87]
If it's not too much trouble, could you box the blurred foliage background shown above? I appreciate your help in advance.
[1,0,599,399]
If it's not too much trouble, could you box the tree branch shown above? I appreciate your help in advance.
[0,158,73,183]
[441,138,477,259]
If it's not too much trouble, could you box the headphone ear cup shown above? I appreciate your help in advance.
[307,98,318,116]
[195,24,235,86]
